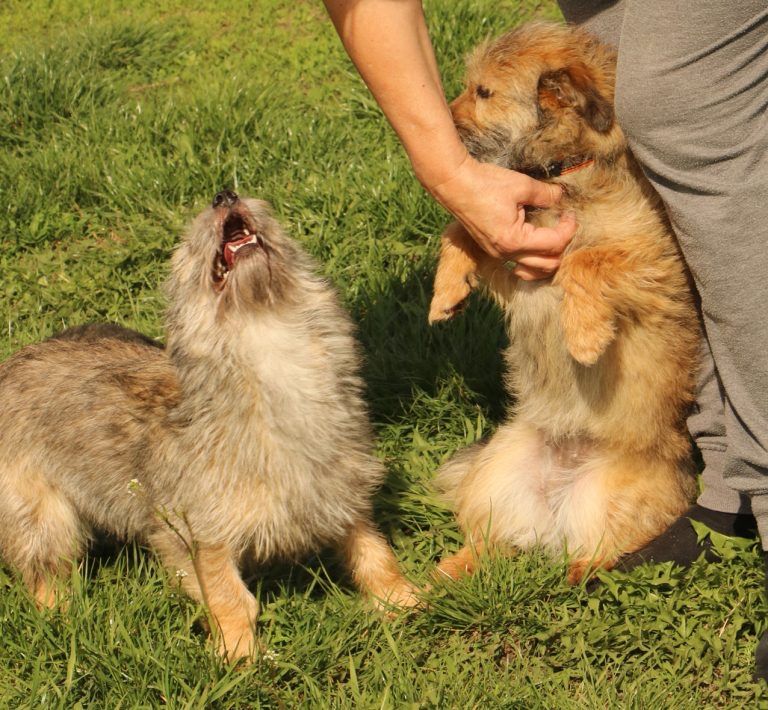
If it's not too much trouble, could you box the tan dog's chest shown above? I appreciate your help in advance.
[502,275,615,439]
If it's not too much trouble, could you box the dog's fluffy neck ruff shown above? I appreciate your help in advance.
[166,271,362,438]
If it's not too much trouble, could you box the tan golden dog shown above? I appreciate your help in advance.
[0,192,417,661]
[430,23,700,583]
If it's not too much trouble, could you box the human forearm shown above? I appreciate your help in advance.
[322,0,575,268]
[322,0,468,188]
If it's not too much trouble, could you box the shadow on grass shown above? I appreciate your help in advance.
[352,258,510,425]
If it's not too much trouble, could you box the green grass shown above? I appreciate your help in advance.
[0,1,766,706]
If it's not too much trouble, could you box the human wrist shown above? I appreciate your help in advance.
[419,148,479,215]
[408,133,471,197]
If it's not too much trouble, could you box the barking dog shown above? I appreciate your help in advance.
[429,24,700,583]
[0,191,417,660]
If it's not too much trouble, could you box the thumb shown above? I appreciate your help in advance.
[518,210,577,255]
[521,177,564,209]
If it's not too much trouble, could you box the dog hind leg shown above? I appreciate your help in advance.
[0,462,85,607]
[436,421,556,578]
[560,448,694,583]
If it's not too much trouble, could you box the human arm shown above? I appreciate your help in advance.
[322,0,575,275]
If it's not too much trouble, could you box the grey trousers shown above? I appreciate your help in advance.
[558,1,768,545]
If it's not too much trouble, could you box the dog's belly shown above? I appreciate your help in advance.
[505,284,585,425]
[539,438,612,552]
[451,422,613,555]
[160,407,380,561]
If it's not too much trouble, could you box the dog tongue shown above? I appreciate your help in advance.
[223,234,255,269]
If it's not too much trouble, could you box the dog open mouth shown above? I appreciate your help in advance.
[213,212,266,286]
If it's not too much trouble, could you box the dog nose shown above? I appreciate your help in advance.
[212,190,239,208]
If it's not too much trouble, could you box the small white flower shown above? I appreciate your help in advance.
[175,569,188,579]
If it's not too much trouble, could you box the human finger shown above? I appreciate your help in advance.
[470,232,504,260]
[512,264,552,281]
[516,210,577,256]
[512,254,561,273]
[519,176,565,209]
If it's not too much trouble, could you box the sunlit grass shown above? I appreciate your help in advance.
[0,1,765,706]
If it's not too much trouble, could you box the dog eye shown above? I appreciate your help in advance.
[476,85,492,99]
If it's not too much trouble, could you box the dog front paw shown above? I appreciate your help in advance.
[560,282,616,365]
[373,580,423,615]
[428,273,477,324]
[214,618,261,663]
[430,221,484,324]
[563,317,615,366]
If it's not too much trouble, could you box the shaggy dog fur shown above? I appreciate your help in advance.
[0,193,417,660]
[429,23,700,583]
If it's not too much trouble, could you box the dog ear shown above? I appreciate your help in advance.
[537,64,614,133]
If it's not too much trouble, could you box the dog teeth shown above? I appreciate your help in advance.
[229,235,259,254]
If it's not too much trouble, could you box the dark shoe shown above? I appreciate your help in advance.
[616,504,757,572]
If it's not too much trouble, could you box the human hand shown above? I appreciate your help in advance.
[428,155,577,280]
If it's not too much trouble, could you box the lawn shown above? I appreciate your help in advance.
[0,0,766,707]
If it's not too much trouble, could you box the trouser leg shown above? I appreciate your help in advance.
[560,0,763,524]
[690,336,753,515]
[557,0,624,47]
[614,0,768,546]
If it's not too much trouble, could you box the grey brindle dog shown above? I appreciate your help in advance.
[0,192,417,660]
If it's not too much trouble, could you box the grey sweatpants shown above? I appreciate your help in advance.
[558,1,768,546]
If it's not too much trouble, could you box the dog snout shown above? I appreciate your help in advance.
[212,190,239,209]
[450,93,475,125]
